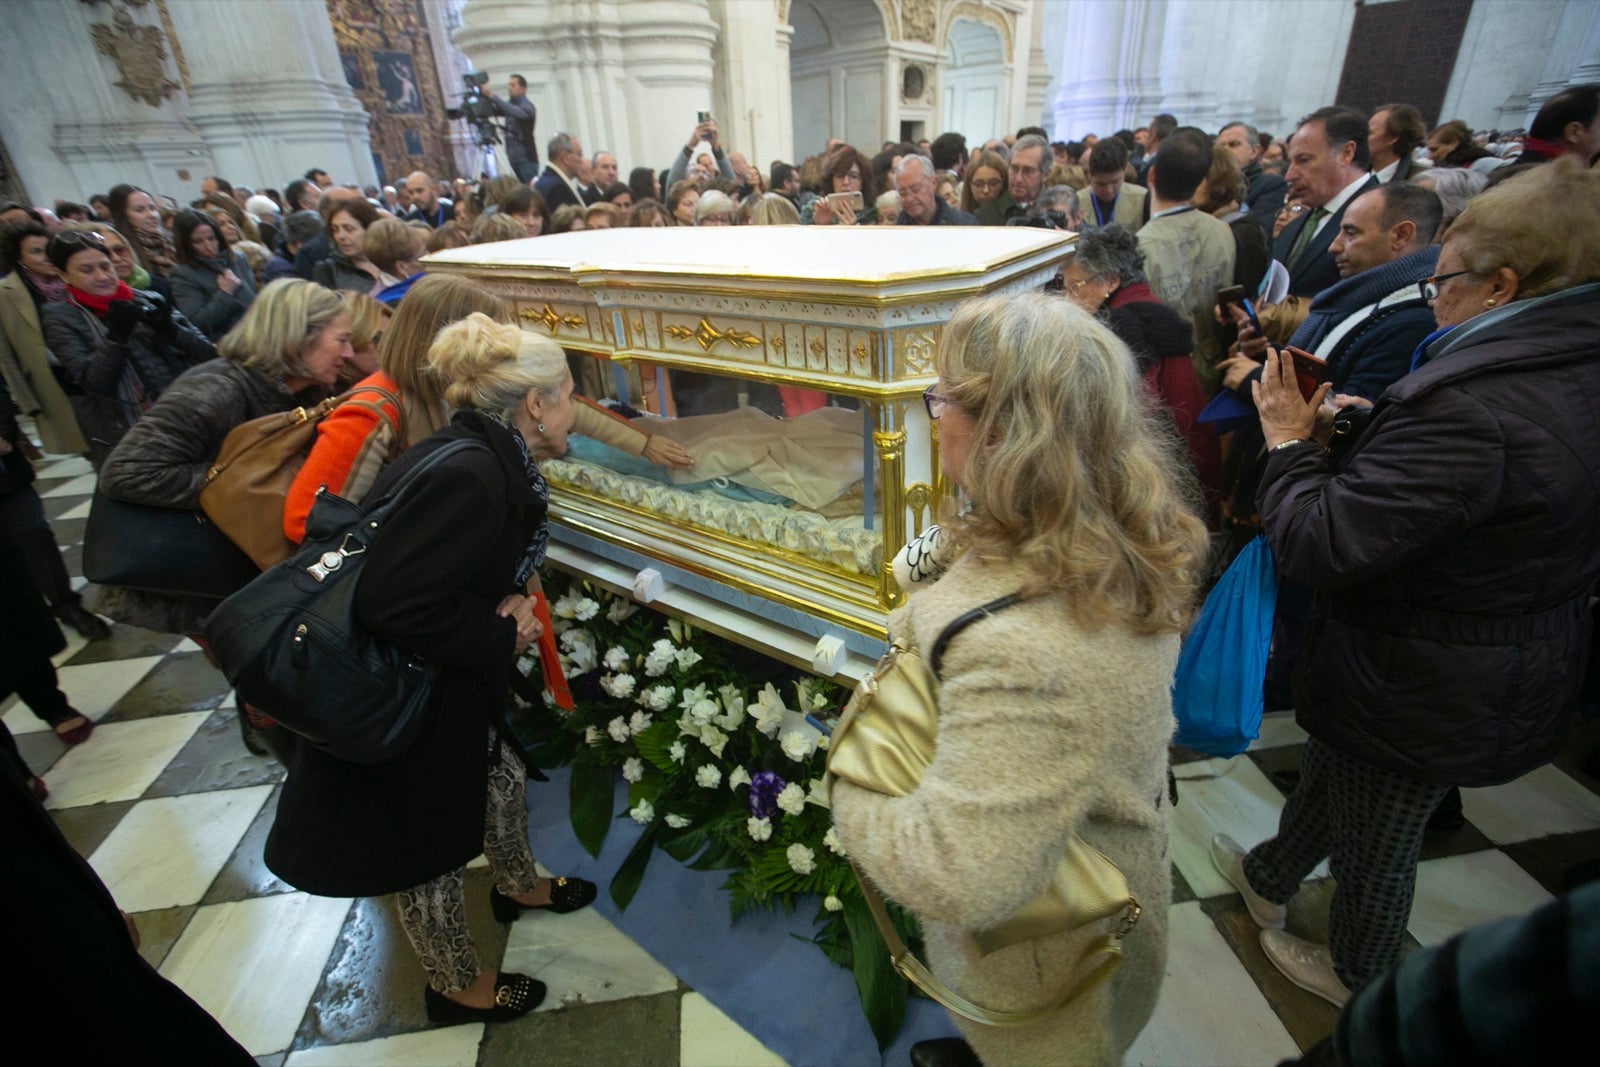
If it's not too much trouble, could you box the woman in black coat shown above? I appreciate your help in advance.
[167,210,256,341]
[38,230,214,464]
[264,312,597,1025]
[1220,158,1600,1008]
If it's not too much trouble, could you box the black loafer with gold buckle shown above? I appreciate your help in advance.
[424,971,545,1024]
[489,876,599,922]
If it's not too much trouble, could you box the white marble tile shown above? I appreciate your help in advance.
[39,472,98,497]
[1249,711,1308,751]
[1126,901,1300,1066]
[500,904,680,1010]
[1460,765,1600,845]
[284,1026,484,1066]
[56,498,93,520]
[41,712,210,808]
[1170,756,1326,899]
[88,786,273,911]
[173,636,203,654]
[3,655,164,735]
[69,575,89,592]
[38,454,94,479]
[679,991,787,1067]
[161,893,354,1056]
[1409,850,1553,948]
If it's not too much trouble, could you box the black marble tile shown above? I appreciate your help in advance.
[146,708,285,799]
[131,903,198,970]
[52,516,87,547]
[203,785,294,904]
[58,541,83,575]
[1502,828,1600,896]
[31,475,75,495]
[479,988,681,1067]
[1199,895,1340,1053]
[61,624,182,667]
[51,798,137,857]
[293,866,510,1049]
[42,493,92,521]
[14,724,67,775]
[104,652,230,721]
[1171,861,1196,905]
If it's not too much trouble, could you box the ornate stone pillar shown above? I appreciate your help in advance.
[1022,2,1052,132]
[711,0,793,173]
[1524,0,1600,118]
[163,0,374,188]
[1049,0,1145,137]
[1155,0,1219,130]
[456,0,718,182]
[0,0,210,202]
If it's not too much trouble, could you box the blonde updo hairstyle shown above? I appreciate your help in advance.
[428,312,568,424]
[937,292,1207,635]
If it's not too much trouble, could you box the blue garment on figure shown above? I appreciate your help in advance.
[1171,535,1277,756]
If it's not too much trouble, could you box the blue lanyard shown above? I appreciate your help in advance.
[1093,193,1115,226]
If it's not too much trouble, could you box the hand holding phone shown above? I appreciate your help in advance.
[1285,346,1329,401]
[1217,284,1262,335]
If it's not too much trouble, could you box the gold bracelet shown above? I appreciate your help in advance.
[1269,437,1311,451]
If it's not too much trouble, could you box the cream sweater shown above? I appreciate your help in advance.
[832,552,1177,1066]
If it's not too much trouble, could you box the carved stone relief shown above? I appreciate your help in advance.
[83,0,181,108]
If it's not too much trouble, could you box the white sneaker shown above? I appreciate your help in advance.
[1209,834,1287,930]
[1259,929,1352,1008]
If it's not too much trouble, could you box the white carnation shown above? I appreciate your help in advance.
[747,816,772,841]
[621,757,644,782]
[643,639,676,677]
[600,672,637,699]
[668,741,687,763]
[572,597,600,621]
[776,782,807,816]
[675,645,703,670]
[641,685,675,712]
[781,730,816,762]
[695,764,722,789]
[607,716,631,744]
[629,799,654,824]
[823,826,845,855]
[552,594,580,619]
[603,646,630,671]
[584,726,602,746]
[689,698,719,727]
[824,894,843,912]
[786,843,816,875]
[727,766,751,790]
[665,813,690,829]
[629,710,652,735]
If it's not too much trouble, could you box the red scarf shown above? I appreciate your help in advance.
[67,281,136,316]
[1519,136,1567,161]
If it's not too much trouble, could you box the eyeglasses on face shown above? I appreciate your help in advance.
[1419,269,1474,302]
[970,177,1004,190]
[923,387,949,419]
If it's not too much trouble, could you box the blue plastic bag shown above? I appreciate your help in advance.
[1172,536,1278,756]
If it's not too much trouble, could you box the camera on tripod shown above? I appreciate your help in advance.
[447,71,500,146]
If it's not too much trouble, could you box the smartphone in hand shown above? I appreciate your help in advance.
[1217,284,1263,334]
[1285,346,1329,401]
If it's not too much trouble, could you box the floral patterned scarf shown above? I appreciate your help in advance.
[132,225,176,277]
[488,413,550,588]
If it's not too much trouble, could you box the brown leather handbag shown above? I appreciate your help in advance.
[198,385,402,569]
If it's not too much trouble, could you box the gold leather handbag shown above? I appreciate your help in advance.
[826,594,1142,1027]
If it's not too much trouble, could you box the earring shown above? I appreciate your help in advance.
[537,421,546,434]
[1485,299,1496,307]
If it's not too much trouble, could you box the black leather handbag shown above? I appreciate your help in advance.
[82,490,260,598]
[202,439,481,764]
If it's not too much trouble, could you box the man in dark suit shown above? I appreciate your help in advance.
[1274,107,1380,299]
[1367,104,1430,184]
[1218,121,1286,237]
[534,133,588,214]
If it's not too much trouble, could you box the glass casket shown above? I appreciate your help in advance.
[424,227,1073,676]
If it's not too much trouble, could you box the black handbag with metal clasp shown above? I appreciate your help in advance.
[201,439,482,763]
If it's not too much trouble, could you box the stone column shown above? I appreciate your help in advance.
[1524,0,1600,118]
[456,0,718,183]
[1155,0,1220,130]
[712,0,793,173]
[1049,0,1137,137]
[0,0,210,202]
[164,0,374,189]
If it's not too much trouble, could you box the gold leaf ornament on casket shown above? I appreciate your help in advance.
[664,317,762,353]
[522,303,586,334]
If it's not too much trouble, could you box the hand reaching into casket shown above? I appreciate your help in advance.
[643,434,694,470]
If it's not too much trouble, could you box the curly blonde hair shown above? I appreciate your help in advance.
[938,292,1208,634]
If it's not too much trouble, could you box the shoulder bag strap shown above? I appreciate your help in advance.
[929,592,1027,676]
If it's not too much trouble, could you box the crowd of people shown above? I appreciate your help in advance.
[3,74,1600,1063]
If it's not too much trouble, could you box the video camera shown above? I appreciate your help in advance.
[446,71,499,145]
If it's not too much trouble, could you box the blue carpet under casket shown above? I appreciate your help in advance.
[524,766,957,1066]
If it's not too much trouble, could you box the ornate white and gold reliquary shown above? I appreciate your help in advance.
[425,227,1073,678]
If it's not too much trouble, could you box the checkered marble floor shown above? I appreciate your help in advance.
[13,452,1600,1066]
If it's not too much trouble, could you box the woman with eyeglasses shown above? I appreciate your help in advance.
[168,209,257,341]
[38,229,214,463]
[1228,158,1600,1010]
[801,145,877,225]
[836,292,1208,1066]
[959,149,1012,223]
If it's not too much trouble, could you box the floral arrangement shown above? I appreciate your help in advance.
[511,572,919,1048]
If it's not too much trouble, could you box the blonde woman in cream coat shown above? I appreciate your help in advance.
[831,292,1207,1066]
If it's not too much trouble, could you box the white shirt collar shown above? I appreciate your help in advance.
[1308,172,1373,237]
[1373,159,1401,184]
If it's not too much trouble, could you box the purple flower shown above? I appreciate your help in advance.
[748,770,786,820]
